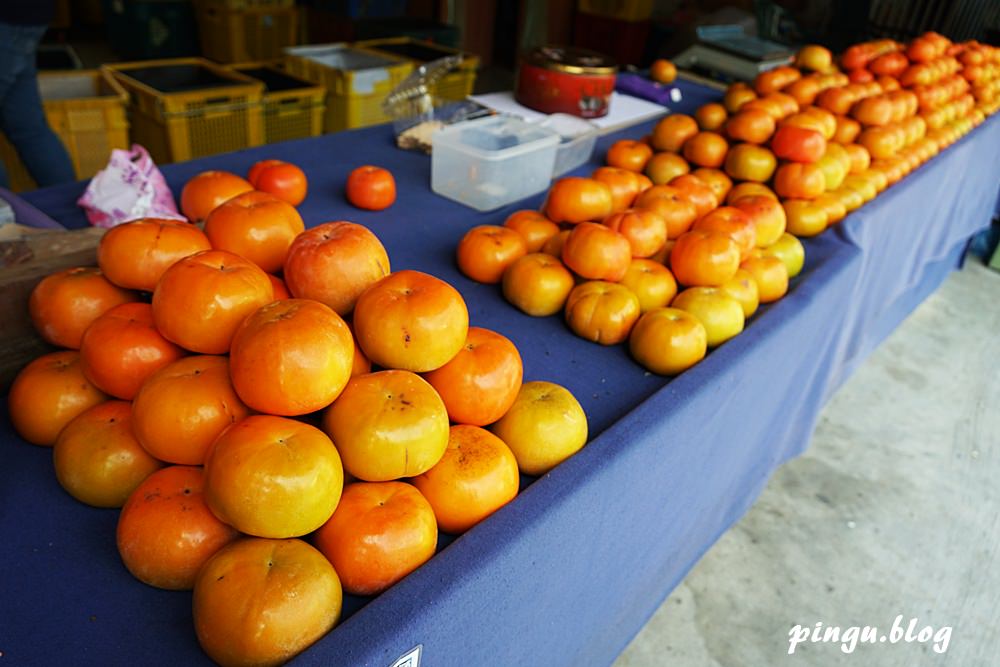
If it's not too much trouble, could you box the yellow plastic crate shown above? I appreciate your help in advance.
[354,37,478,104]
[103,58,264,164]
[229,63,325,143]
[195,4,299,63]
[283,44,412,133]
[0,70,129,192]
[577,0,653,21]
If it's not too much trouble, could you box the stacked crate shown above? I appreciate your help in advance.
[194,0,300,63]
[104,58,265,164]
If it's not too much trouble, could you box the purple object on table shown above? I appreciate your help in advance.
[0,186,66,229]
[615,72,682,107]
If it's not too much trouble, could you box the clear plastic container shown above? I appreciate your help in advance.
[431,115,560,211]
[538,113,599,176]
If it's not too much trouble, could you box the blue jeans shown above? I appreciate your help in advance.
[0,22,76,189]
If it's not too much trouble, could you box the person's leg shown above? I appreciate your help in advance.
[0,23,76,187]
[0,23,28,190]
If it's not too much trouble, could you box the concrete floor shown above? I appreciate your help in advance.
[615,257,1000,666]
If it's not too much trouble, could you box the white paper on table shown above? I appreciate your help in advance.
[468,91,668,134]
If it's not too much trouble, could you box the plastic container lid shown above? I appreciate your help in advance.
[433,114,560,160]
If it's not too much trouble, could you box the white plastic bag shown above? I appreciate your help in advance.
[77,144,185,228]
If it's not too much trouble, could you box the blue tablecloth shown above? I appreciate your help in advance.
[4,81,999,666]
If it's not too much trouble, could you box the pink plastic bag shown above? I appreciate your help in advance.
[77,144,186,228]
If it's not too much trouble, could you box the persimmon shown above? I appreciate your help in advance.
[603,208,668,258]
[643,151,690,185]
[817,86,858,115]
[754,66,800,95]
[606,139,653,172]
[502,253,575,316]
[628,307,707,375]
[783,199,829,237]
[267,273,290,300]
[247,159,308,206]
[741,255,789,303]
[650,114,699,152]
[720,268,760,318]
[634,185,698,240]
[724,143,777,182]
[348,323,372,378]
[203,190,304,273]
[561,222,632,282]
[283,221,391,316]
[80,302,185,400]
[412,425,520,534]
[670,230,741,287]
[671,287,745,348]
[152,250,273,354]
[541,229,571,258]
[117,465,240,590]
[193,538,341,666]
[691,167,733,203]
[798,106,837,139]
[774,162,827,200]
[858,126,900,159]
[491,381,587,476]
[771,124,827,162]
[229,299,354,416]
[456,225,528,284]
[503,210,560,252]
[870,51,908,78]
[324,370,449,481]
[7,350,107,446]
[783,77,821,106]
[694,102,728,130]
[29,267,138,349]
[97,218,211,292]
[544,176,613,224]
[725,108,776,144]
[619,258,678,313]
[53,400,162,507]
[726,182,778,204]
[763,233,806,279]
[650,58,677,84]
[795,44,832,71]
[591,166,644,212]
[345,165,396,210]
[693,207,757,261]
[732,195,787,247]
[669,174,719,217]
[353,270,469,373]
[423,327,523,427]
[564,281,641,345]
[833,115,862,144]
[180,171,254,223]
[844,142,872,173]
[132,355,250,465]
[724,85,757,113]
[313,481,437,596]
[682,131,728,168]
[852,95,893,126]
[761,91,799,121]
[204,415,344,538]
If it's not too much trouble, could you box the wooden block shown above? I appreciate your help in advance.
[0,225,107,392]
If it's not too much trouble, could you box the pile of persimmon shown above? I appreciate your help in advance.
[455,171,803,377]
[9,161,588,666]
